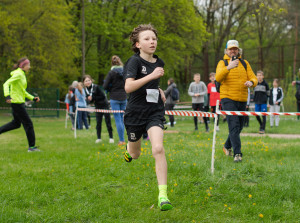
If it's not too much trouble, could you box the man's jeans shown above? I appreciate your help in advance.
[221,98,246,156]
[110,99,127,142]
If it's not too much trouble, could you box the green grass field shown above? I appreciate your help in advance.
[0,112,300,222]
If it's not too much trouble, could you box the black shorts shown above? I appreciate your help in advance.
[126,119,164,142]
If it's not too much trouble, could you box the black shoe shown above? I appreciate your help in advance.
[206,127,209,132]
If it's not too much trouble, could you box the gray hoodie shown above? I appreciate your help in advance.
[164,82,177,105]
[188,81,207,103]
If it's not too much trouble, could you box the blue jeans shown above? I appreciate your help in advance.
[77,108,89,130]
[110,99,127,142]
[221,98,246,156]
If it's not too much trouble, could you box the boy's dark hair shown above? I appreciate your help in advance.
[130,24,158,53]
[209,72,216,77]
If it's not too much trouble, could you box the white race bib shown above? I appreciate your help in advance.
[146,89,159,103]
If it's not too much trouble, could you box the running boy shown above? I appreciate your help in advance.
[123,24,173,211]
[207,72,221,131]
[253,70,269,134]
[188,73,209,132]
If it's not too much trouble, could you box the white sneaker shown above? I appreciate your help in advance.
[95,139,102,143]
[216,126,220,131]
[109,138,114,143]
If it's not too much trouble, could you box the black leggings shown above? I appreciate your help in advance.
[95,112,113,139]
[0,103,35,147]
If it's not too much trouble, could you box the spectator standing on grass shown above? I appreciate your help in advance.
[253,71,269,134]
[164,78,177,127]
[75,82,89,130]
[123,24,173,211]
[65,86,75,130]
[292,78,300,114]
[0,57,40,152]
[269,79,283,127]
[188,73,209,132]
[83,75,114,144]
[103,55,127,146]
[207,72,221,131]
[216,40,257,162]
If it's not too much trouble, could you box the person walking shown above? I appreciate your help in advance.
[0,57,40,152]
[103,55,127,146]
[83,75,114,143]
[123,24,173,211]
[216,40,257,162]
[164,78,177,127]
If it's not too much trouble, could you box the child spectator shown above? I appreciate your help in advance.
[253,71,269,134]
[188,73,209,132]
[83,75,114,143]
[269,79,284,127]
[164,78,177,127]
[207,72,220,131]
[65,86,75,130]
[75,82,89,130]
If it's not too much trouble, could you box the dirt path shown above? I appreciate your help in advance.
[164,130,300,139]
[241,133,300,139]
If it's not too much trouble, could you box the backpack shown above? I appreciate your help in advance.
[171,86,180,101]
[295,86,300,101]
[215,58,247,93]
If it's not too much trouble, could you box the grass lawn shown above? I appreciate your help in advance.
[0,112,300,222]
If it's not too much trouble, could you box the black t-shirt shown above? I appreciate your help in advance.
[124,53,165,126]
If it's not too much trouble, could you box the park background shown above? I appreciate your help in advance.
[0,0,300,111]
[1,1,300,222]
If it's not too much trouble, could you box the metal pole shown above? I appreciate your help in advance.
[211,100,219,174]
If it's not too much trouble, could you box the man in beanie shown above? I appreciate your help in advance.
[215,40,258,162]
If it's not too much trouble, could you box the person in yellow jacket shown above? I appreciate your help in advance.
[216,40,258,162]
[0,57,40,152]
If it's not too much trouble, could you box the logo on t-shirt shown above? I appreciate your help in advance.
[142,66,147,74]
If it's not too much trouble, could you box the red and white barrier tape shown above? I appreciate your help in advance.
[216,110,300,116]
[77,107,216,117]
[0,107,67,111]
[165,110,216,117]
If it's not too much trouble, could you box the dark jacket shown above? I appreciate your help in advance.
[254,80,270,104]
[90,84,109,109]
[103,66,127,101]
[269,87,284,105]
